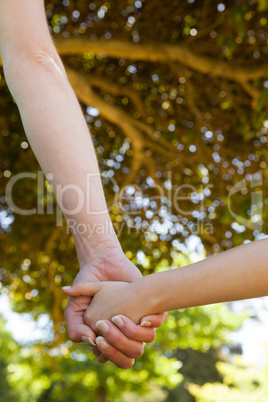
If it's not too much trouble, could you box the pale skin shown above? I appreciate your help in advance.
[63,238,268,335]
[0,0,167,368]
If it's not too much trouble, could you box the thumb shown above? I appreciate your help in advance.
[62,282,102,297]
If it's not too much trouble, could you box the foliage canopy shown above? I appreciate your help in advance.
[1,0,268,400]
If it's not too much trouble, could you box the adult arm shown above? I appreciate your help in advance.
[0,0,166,368]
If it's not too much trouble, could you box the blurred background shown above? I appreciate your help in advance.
[1,0,268,400]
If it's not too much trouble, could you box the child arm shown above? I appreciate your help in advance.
[63,238,268,329]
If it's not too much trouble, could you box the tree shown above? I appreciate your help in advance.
[0,0,267,400]
[189,356,268,402]
[1,0,267,327]
[0,313,180,401]
[0,315,23,402]
[0,303,246,401]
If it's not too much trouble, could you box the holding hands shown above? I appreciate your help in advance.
[0,0,167,370]
[64,244,167,368]
[8,0,268,373]
[64,236,268,369]
[64,277,161,332]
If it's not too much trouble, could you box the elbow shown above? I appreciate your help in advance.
[3,48,66,84]
[3,49,68,104]
[29,49,65,76]
[27,49,67,81]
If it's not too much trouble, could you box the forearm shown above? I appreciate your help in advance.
[0,1,120,262]
[136,238,268,313]
[0,0,60,64]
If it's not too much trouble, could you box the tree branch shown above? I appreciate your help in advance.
[66,67,166,185]
[239,80,261,109]
[133,119,178,155]
[56,38,268,82]
[87,74,147,118]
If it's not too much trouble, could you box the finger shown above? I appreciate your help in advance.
[62,282,102,297]
[140,312,168,328]
[93,349,109,365]
[97,354,108,364]
[95,320,145,358]
[95,336,135,369]
[64,297,96,345]
[92,346,101,356]
[110,315,156,343]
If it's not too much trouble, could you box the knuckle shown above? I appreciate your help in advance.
[98,343,115,358]
[107,332,121,345]
[107,347,117,359]
[68,329,79,343]
[125,327,135,338]
[83,311,92,327]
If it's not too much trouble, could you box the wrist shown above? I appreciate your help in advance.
[70,215,122,266]
[131,274,164,316]
[75,233,122,267]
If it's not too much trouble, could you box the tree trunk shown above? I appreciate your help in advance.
[98,386,106,402]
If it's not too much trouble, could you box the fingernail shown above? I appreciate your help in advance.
[140,320,152,327]
[95,336,109,350]
[62,286,71,290]
[96,320,109,334]
[81,336,96,346]
[111,315,124,328]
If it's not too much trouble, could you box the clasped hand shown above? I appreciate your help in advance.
[64,280,153,332]
[63,248,167,368]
